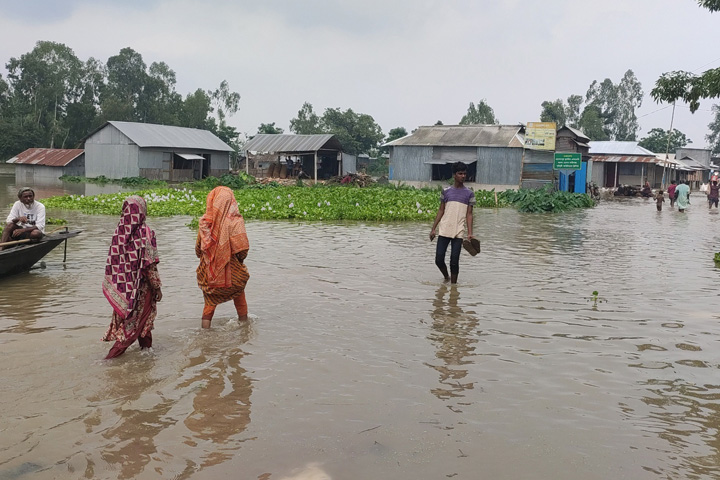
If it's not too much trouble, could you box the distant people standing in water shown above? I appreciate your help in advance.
[708,180,720,209]
[196,186,250,328]
[667,180,677,208]
[676,181,691,212]
[429,162,476,284]
[101,196,162,359]
[1,187,45,250]
[655,190,665,212]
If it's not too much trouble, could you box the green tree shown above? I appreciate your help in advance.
[140,61,182,125]
[180,88,212,129]
[459,99,498,124]
[62,57,106,147]
[209,80,240,126]
[5,41,85,148]
[320,107,384,155]
[583,70,643,140]
[539,99,567,126]
[205,80,241,164]
[566,95,583,128]
[289,102,322,134]
[638,128,691,153]
[614,70,644,140]
[578,105,609,141]
[651,2,720,111]
[698,0,720,10]
[707,104,720,154]
[101,47,147,122]
[380,126,408,153]
[257,122,284,134]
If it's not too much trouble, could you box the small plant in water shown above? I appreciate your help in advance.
[588,290,606,308]
[714,252,720,265]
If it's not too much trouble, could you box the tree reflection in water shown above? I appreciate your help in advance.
[426,284,480,411]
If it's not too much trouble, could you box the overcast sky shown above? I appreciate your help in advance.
[0,0,718,147]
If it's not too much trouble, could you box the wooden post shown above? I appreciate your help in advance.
[314,151,318,183]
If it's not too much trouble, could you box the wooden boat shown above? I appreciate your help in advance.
[0,228,82,278]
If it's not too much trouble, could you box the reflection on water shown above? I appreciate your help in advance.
[3,172,720,478]
[426,285,479,408]
[176,324,254,475]
[89,356,173,480]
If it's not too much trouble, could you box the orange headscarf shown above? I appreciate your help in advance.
[198,186,249,288]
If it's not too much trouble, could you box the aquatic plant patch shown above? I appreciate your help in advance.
[43,186,441,221]
[42,185,595,221]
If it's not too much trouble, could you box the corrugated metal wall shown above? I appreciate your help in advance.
[520,149,554,188]
[211,152,230,172]
[342,153,356,174]
[85,143,139,178]
[390,146,432,181]
[85,125,139,178]
[477,147,522,185]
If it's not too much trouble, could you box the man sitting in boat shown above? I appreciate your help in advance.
[1,187,45,250]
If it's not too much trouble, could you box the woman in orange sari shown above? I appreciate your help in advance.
[102,195,162,358]
[196,186,250,328]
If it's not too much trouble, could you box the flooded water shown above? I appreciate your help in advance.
[2,171,720,479]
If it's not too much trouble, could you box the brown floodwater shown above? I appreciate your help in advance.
[2,173,720,479]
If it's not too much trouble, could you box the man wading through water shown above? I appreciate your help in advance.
[429,162,476,284]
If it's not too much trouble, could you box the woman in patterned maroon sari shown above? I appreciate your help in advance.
[101,195,162,359]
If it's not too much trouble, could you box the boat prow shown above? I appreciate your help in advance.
[0,229,82,278]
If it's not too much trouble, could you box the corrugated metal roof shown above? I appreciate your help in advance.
[242,134,342,153]
[385,125,523,147]
[591,155,659,163]
[7,148,84,166]
[588,141,655,156]
[561,125,590,141]
[94,121,233,151]
[678,156,708,170]
[177,153,205,161]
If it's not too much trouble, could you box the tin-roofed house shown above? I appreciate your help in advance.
[588,141,660,188]
[242,134,347,181]
[7,148,85,184]
[83,121,233,181]
[674,147,712,189]
[384,124,527,190]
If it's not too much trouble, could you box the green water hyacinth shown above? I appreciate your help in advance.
[42,185,595,221]
[43,186,442,221]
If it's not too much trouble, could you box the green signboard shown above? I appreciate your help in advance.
[553,153,582,170]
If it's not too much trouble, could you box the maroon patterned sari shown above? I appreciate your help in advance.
[101,196,161,359]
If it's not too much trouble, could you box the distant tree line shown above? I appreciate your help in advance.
[0,40,241,161]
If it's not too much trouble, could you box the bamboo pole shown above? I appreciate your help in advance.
[0,238,32,248]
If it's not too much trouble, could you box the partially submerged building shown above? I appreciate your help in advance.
[83,121,233,181]
[241,134,348,181]
[7,148,85,184]
[588,141,660,188]
[385,124,556,191]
